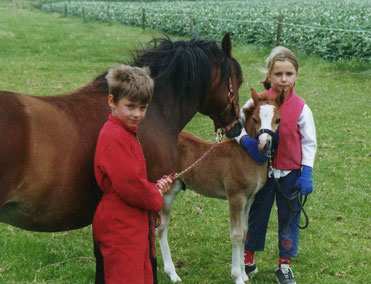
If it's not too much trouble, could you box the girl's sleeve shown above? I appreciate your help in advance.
[98,136,163,211]
[239,98,254,122]
[298,104,317,167]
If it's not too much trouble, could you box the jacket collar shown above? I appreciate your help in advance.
[108,114,138,134]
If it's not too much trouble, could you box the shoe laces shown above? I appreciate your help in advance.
[279,264,292,279]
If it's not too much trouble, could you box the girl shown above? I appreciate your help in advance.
[93,64,173,284]
[234,47,317,284]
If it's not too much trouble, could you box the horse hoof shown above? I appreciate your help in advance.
[235,278,245,284]
[170,274,182,282]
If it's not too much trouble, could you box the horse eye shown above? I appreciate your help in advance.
[276,118,281,124]
[253,117,258,124]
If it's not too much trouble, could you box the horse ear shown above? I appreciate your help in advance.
[251,88,259,105]
[276,89,285,106]
[222,32,232,58]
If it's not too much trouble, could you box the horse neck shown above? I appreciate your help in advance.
[148,86,201,132]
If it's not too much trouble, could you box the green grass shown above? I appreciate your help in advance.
[0,7,370,284]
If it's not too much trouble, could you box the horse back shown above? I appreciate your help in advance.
[176,131,267,200]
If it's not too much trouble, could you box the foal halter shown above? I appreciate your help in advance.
[209,78,239,133]
[256,126,280,158]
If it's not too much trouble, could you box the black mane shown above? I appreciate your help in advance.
[93,35,242,104]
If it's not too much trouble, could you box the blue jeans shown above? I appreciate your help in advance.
[245,170,301,258]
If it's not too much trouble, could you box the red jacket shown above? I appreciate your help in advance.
[93,114,162,284]
[263,88,305,170]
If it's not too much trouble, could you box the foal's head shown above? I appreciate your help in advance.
[244,88,283,154]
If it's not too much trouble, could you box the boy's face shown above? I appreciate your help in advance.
[108,95,148,127]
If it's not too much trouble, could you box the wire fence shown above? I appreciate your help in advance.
[30,1,371,61]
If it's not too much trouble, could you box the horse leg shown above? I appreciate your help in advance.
[240,197,255,282]
[158,179,182,282]
[228,194,248,284]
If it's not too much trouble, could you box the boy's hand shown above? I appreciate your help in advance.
[156,176,173,195]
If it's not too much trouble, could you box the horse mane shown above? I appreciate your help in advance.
[91,35,242,104]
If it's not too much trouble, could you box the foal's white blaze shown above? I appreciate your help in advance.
[258,104,275,149]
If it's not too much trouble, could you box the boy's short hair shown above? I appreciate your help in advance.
[106,64,154,104]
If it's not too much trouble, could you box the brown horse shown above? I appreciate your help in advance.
[0,33,242,234]
[158,88,283,283]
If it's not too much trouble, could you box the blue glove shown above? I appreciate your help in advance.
[295,166,314,195]
[234,129,270,165]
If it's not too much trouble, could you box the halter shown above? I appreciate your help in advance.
[256,126,280,158]
[209,78,239,133]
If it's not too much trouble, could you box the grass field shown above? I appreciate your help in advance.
[0,6,370,284]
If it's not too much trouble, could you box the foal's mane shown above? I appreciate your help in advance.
[92,35,242,104]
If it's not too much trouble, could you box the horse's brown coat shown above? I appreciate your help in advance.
[0,34,242,232]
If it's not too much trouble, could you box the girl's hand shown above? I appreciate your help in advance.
[156,176,173,195]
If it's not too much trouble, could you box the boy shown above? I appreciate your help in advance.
[93,64,172,283]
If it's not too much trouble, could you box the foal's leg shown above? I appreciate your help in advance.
[229,194,248,284]
[158,180,182,282]
[240,197,254,281]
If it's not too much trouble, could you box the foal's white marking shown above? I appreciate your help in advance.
[259,104,275,140]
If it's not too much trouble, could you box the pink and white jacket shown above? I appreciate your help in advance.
[241,88,317,177]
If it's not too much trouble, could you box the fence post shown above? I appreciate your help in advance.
[64,3,67,17]
[189,14,194,34]
[275,14,284,46]
[142,8,145,30]
[107,5,111,25]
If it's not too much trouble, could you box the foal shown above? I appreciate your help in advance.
[158,88,283,284]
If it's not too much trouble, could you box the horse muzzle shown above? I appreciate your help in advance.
[225,119,243,138]
[258,136,272,153]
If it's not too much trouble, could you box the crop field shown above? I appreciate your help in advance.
[38,0,371,61]
[0,3,370,284]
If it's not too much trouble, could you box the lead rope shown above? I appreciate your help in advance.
[268,159,309,229]
[168,129,224,181]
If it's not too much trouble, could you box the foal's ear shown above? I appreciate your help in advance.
[222,32,232,58]
[251,88,259,105]
[276,89,285,106]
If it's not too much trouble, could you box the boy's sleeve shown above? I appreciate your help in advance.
[298,104,317,167]
[98,137,163,211]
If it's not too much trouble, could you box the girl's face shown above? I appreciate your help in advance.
[268,60,298,97]
[108,95,148,127]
